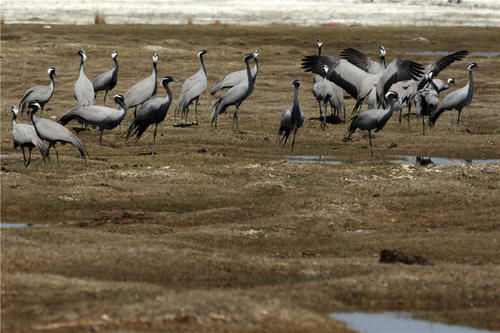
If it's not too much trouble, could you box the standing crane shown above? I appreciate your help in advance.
[11,106,48,167]
[175,49,208,124]
[74,50,94,107]
[429,62,478,131]
[93,50,119,104]
[210,53,255,130]
[124,52,158,115]
[278,79,304,152]
[19,67,56,115]
[126,76,177,157]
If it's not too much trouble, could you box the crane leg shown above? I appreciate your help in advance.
[399,109,402,129]
[291,127,298,153]
[233,105,240,131]
[407,102,412,132]
[99,131,103,160]
[368,130,373,157]
[322,102,328,130]
[21,146,28,168]
[53,145,60,168]
[27,146,33,167]
[152,123,157,158]
[457,110,462,128]
[317,101,323,129]
[104,91,108,105]
[451,109,456,133]
[194,98,199,125]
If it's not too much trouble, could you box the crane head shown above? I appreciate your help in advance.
[448,77,455,85]
[76,49,87,61]
[385,91,398,101]
[28,101,42,114]
[467,62,478,70]
[111,50,118,59]
[48,67,56,77]
[198,49,208,58]
[11,105,19,118]
[152,52,159,64]
[253,50,260,58]
[243,53,254,62]
[379,46,386,57]
[291,78,301,87]
[161,76,177,85]
[317,39,323,48]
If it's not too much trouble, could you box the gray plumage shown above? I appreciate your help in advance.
[210,49,259,96]
[278,79,304,152]
[389,50,468,125]
[59,95,127,160]
[124,52,158,112]
[19,67,55,115]
[429,62,477,130]
[340,45,387,74]
[126,76,176,157]
[176,49,208,124]
[345,91,398,157]
[302,54,423,114]
[11,106,48,167]
[312,41,346,126]
[312,41,333,130]
[210,53,255,130]
[28,101,86,167]
[414,72,440,135]
[74,50,94,107]
[93,50,119,104]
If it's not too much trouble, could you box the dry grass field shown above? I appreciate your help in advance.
[1,24,500,332]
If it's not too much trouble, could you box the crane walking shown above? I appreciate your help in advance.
[28,101,86,167]
[345,91,399,157]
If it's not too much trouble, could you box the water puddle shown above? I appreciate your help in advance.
[289,155,500,166]
[0,223,47,229]
[0,153,22,158]
[330,312,497,333]
[405,51,500,58]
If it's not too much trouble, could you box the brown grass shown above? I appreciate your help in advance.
[1,23,500,332]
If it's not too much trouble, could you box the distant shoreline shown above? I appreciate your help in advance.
[2,0,500,27]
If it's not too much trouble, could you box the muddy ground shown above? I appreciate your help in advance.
[1,24,500,332]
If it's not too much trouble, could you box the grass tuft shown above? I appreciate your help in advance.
[94,11,106,24]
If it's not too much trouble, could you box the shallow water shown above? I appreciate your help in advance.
[0,153,23,158]
[0,223,47,229]
[289,155,500,166]
[330,312,498,333]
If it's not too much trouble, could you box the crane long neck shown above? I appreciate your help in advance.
[152,62,158,95]
[466,69,474,105]
[79,58,85,76]
[50,73,55,88]
[165,83,173,102]
[200,54,207,76]
[318,45,322,56]
[292,85,300,118]
[113,57,119,73]
[245,58,254,95]
[378,98,396,128]
[380,55,386,68]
